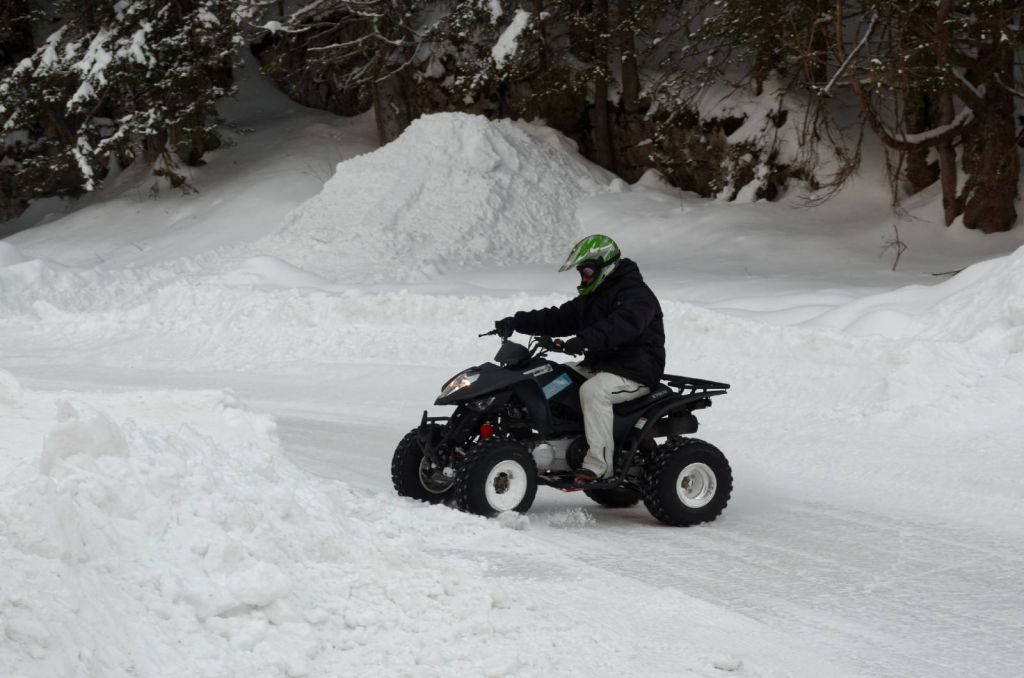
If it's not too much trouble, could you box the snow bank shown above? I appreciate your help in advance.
[0,368,22,404]
[5,387,659,677]
[805,243,1024,345]
[255,113,615,281]
[216,256,337,290]
[0,242,28,267]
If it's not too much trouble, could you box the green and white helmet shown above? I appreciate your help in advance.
[558,234,621,296]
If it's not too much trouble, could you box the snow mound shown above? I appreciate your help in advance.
[0,242,29,267]
[921,244,1024,345]
[39,400,129,475]
[805,244,1024,345]
[216,256,336,290]
[255,113,615,281]
[1,386,663,677]
[0,369,22,404]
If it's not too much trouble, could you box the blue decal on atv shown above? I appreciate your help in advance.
[542,374,572,400]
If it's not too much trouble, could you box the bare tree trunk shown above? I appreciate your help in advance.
[934,0,960,225]
[591,0,614,171]
[372,72,413,144]
[532,0,549,72]
[903,90,939,195]
[960,38,1018,233]
[617,0,639,115]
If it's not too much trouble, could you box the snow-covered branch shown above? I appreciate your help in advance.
[816,12,878,97]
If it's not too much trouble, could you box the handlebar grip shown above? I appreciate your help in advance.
[536,336,566,352]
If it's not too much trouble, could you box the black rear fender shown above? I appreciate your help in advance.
[613,394,688,442]
[613,394,711,471]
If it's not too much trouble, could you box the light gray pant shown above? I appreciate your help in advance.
[572,365,650,478]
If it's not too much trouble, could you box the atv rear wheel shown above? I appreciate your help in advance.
[642,437,731,526]
[584,486,641,508]
[391,426,455,503]
[455,438,537,517]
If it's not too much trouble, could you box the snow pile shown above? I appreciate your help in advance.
[0,242,28,266]
[805,243,1024,344]
[0,255,177,319]
[1,386,685,678]
[255,113,615,281]
[215,256,336,290]
[0,368,22,404]
[915,244,1024,345]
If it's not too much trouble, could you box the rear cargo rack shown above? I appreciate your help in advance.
[661,374,730,397]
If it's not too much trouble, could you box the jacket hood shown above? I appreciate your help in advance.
[607,257,642,283]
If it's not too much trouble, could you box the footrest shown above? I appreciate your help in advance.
[538,472,623,492]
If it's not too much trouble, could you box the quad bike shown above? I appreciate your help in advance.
[390,331,733,526]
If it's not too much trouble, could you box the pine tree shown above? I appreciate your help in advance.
[683,0,1024,232]
[0,0,255,216]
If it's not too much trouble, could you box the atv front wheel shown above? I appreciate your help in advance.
[455,439,538,517]
[391,426,456,503]
[642,438,732,526]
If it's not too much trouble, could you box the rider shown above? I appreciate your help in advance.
[495,234,665,482]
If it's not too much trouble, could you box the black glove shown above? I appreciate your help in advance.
[494,316,516,338]
[563,336,585,355]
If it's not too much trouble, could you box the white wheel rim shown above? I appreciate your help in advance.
[418,456,454,494]
[484,460,528,512]
[676,462,717,509]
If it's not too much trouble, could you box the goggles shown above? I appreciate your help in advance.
[576,259,602,286]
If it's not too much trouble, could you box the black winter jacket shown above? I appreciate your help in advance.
[512,258,666,386]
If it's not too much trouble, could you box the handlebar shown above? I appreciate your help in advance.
[535,336,582,356]
[479,331,581,356]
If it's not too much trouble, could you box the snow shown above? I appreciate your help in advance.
[488,0,504,23]
[254,112,613,281]
[893,106,974,145]
[0,241,28,266]
[3,64,1024,678]
[492,10,532,69]
[121,23,152,65]
[74,29,114,87]
[1,381,848,678]
[35,27,67,73]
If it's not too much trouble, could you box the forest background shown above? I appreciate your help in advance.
[2,0,1023,236]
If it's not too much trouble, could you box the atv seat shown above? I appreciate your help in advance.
[613,384,671,416]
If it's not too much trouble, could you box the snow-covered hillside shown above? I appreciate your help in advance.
[2,65,1024,678]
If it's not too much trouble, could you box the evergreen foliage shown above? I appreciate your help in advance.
[0,0,253,211]
[2,0,1024,233]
